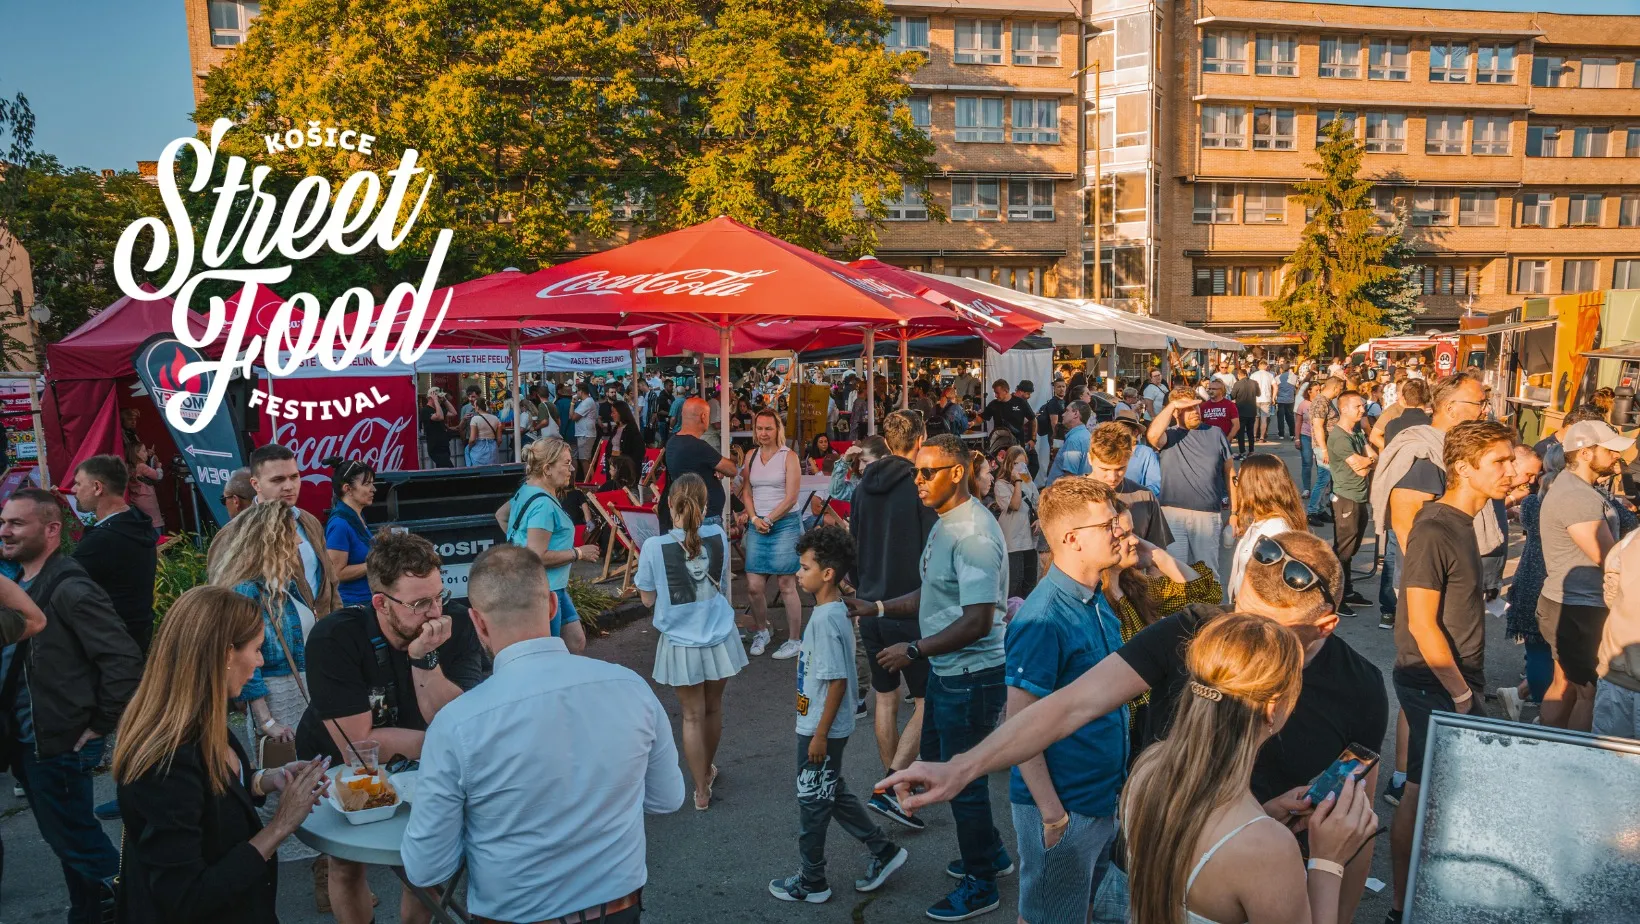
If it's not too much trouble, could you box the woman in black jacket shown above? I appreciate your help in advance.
[113,586,331,924]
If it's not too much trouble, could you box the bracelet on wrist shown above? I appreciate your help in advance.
[1306,858,1345,879]
[1450,688,1473,705]
[1043,814,1070,832]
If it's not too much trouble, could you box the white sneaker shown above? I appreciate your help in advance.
[1497,686,1524,723]
[1302,490,1311,499]
[772,639,802,660]
[749,629,772,656]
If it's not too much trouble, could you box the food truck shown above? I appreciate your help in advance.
[1352,335,1461,377]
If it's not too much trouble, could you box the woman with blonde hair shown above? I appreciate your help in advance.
[1226,454,1307,607]
[115,586,330,924]
[1120,613,1377,924]
[740,408,804,660]
[636,474,745,810]
[496,437,599,654]
[990,445,1039,598]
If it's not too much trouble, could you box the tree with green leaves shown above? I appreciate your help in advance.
[1265,118,1395,354]
[1366,210,1426,336]
[190,0,935,302]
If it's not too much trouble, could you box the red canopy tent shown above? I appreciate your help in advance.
[42,286,211,527]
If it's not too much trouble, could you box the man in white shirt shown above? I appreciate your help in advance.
[571,381,599,480]
[404,545,684,924]
[1141,369,1169,419]
[1250,360,1278,443]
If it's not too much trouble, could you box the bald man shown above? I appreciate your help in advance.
[649,397,738,531]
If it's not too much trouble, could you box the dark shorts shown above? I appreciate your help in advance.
[1538,597,1610,686]
[1394,677,1483,787]
[857,612,929,698]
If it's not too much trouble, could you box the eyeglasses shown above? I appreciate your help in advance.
[1068,516,1127,538]
[914,464,961,482]
[1251,536,1336,609]
[379,588,452,615]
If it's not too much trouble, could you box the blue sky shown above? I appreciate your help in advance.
[3,0,1638,171]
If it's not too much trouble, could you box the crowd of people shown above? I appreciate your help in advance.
[2,347,1635,924]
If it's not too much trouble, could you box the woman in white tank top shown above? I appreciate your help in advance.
[738,409,805,660]
[1118,614,1378,924]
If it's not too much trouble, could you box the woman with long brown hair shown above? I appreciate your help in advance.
[1120,613,1377,924]
[114,586,330,924]
[1227,453,1307,607]
[636,474,745,810]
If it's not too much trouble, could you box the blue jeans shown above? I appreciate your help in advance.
[1307,465,1333,515]
[1298,434,1315,495]
[921,666,1007,881]
[18,738,120,924]
[1525,639,1554,703]
[1379,529,1400,619]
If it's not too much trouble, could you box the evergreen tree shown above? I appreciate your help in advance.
[1367,210,1426,336]
[1265,118,1395,354]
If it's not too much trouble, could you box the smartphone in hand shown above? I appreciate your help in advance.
[1302,743,1381,808]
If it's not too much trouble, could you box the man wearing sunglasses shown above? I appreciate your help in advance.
[847,433,1011,922]
[1386,419,1516,924]
[295,530,486,924]
[877,530,1387,924]
[1146,386,1235,586]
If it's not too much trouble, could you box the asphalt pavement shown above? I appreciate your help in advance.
[0,434,1532,924]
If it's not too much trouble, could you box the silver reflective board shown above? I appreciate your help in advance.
[1406,713,1640,924]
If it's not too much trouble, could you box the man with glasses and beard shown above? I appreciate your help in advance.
[847,433,1011,921]
[876,530,1387,924]
[295,531,486,924]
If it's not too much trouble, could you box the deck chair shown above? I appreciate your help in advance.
[823,498,851,529]
[576,438,610,489]
[588,490,647,589]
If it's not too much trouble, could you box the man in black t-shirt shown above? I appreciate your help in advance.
[878,531,1386,924]
[1037,379,1067,442]
[648,397,739,531]
[419,390,456,468]
[295,530,485,924]
[1388,419,1517,924]
[981,379,1030,443]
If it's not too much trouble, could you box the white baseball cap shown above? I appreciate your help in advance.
[1560,419,1635,454]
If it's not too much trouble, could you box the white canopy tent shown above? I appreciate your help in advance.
[919,272,1170,349]
[1068,300,1244,352]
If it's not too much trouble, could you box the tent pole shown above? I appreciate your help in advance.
[899,338,909,411]
[28,375,47,487]
[719,326,732,459]
[510,331,522,463]
[864,329,877,436]
[630,347,640,409]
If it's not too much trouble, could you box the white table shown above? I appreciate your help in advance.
[297,802,471,924]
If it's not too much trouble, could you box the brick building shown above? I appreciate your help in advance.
[1157,0,1640,335]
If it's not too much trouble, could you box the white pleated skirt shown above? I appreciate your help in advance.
[652,633,748,687]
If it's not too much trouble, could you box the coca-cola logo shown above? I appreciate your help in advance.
[831,273,912,300]
[275,416,411,483]
[536,269,775,300]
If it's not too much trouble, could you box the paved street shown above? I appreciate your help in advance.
[0,435,1529,924]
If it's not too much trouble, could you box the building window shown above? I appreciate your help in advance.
[1519,193,1554,228]
[1418,265,1476,296]
[1008,179,1056,221]
[1532,56,1566,87]
[954,19,1004,64]
[1564,260,1598,293]
[886,15,929,51]
[1243,184,1287,223]
[1364,112,1406,153]
[1192,183,1236,223]
[1012,99,1060,143]
[951,179,1000,220]
[1571,128,1609,158]
[1202,31,1248,74]
[1516,260,1548,294]
[1255,33,1297,76]
[1371,187,1399,222]
[954,97,1004,142]
[1526,125,1558,158]
[1629,129,1640,157]
[1472,116,1511,155]
[1319,37,1362,79]
[1013,21,1060,66]
[1621,194,1640,228]
[1252,108,1295,150]
[1476,44,1515,83]
[885,184,927,221]
[1616,259,1640,289]
[1201,106,1247,148]
[1412,189,1454,226]
[1426,114,1465,154]
[1368,38,1409,80]
[1193,267,1226,296]
[907,96,931,137]
[1195,265,1279,296]
[1003,267,1043,295]
[1430,42,1470,82]
[209,0,260,47]
[1115,93,1149,148]
[1567,193,1603,226]
[1316,110,1357,144]
[1580,58,1619,88]
[1459,190,1497,226]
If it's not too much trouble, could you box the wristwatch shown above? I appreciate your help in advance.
[905,642,923,661]
[409,649,440,671]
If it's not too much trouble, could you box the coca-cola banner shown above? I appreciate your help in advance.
[255,374,419,515]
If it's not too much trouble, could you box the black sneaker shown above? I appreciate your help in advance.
[855,695,869,721]
[769,874,831,903]
[855,846,909,892]
[1379,611,1395,630]
[1384,909,1403,924]
[1382,778,1405,806]
[1337,601,1356,617]
[868,790,927,830]
[1344,591,1372,607]
[945,848,1014,880]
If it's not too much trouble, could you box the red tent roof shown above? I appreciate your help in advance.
[46,284,210,382]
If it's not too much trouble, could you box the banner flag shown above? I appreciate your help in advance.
[132,336,247,529]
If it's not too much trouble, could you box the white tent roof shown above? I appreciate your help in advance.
[1065,300,1244,351]
[915,272,1170,349]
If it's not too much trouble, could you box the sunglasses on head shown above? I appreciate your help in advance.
[1251,535,1335,609]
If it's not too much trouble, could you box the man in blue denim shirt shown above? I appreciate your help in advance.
[849,433,1011,921]
[1004,478,1129,924]
[1044,401,1093,485]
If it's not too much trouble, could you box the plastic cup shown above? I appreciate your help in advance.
[348,739,380,773]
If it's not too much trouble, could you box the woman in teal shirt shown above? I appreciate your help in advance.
[495,437,599,653]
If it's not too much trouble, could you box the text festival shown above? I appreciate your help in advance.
[112,118,454,432]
